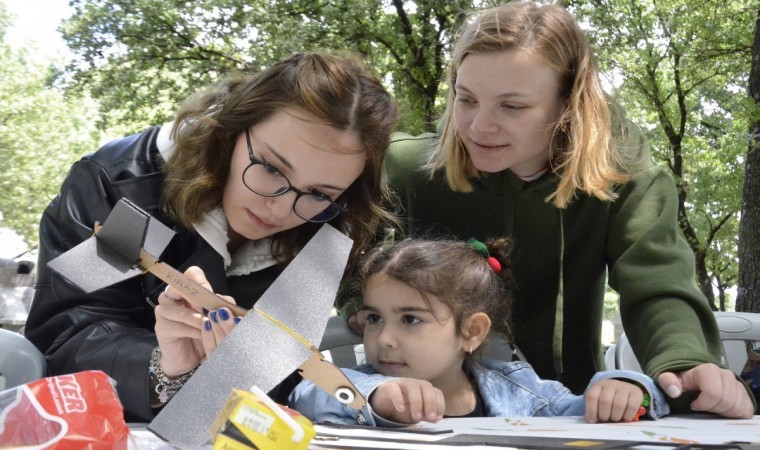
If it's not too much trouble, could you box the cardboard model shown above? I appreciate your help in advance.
[48,198,366,446]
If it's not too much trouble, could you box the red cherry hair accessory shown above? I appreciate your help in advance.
[486,256,502,274]
[468,238,502,274]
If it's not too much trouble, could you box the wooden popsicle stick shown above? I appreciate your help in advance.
[138,249,249,317]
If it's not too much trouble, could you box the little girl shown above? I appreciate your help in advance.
[289,238,669,426]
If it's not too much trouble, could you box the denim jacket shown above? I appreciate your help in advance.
[288,358,670,426]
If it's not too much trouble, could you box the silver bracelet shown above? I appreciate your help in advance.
[148,346,196,404]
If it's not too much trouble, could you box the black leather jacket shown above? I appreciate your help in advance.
[25,126,281,421]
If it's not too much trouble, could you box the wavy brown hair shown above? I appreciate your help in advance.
[361,237,514,361]
[428,1,629,208]
[161,51,399,266]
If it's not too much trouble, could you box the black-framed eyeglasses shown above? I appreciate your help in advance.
[242,129,348,223]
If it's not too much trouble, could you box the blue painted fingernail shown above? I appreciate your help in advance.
[219,308,230,321]
[204,320,211,331]
[234,317,241,324]
[210,310,218,323]
[202,308,209,315]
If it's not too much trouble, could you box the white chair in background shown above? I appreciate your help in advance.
[613,311,760,375]
[0,327,46,389]
[614,332,643,372]
[604,343,617,370]
[714,311,760,375]
[319,315,364,367]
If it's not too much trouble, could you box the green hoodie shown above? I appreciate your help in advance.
[343,122,727,413]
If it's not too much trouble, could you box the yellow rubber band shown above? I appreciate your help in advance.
[254,307,319,352]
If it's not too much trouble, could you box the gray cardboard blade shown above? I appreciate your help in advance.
[148,224,353,446]
[47,198,176,293]
[96,197,150,262]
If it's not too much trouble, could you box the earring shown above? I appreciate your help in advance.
[468,346,473,355]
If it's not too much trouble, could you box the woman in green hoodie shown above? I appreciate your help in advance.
[339,1,754,417]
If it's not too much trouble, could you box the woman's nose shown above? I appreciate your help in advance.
[470,109,499,133]
[265,192,296,218]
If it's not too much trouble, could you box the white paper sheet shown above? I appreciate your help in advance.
[415,414,760,446]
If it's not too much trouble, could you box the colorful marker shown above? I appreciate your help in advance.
[633,393,651,422]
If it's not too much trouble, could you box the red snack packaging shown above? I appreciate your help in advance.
[0,370,130,449]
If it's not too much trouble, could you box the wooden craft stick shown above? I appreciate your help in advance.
[138,249,249,317]
[298,353,367,409]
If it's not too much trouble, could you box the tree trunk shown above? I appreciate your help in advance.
[737,9,760,313]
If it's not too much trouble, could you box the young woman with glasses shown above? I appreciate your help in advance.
[24,51,398,421]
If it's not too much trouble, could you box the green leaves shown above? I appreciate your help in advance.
[572,0,755,307]
[60,0,473,134]
[0,3,102,249]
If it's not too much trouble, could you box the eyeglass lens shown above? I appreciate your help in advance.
[242,163,342,222]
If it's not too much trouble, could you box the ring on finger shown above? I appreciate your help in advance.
[163,285,182,304]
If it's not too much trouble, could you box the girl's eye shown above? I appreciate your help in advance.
[502,104,522,111]
[402,315,421,325]
[455,96,474,105]
[365,313,382,325]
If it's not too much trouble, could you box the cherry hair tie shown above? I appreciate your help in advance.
[468,238,502,274]
[486,256,502,274]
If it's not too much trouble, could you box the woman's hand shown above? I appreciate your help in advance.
[201,301,240,356]
[369,378,445,424]
[658,363,755,419]
[584,379,645,423]
[154,266,239,376]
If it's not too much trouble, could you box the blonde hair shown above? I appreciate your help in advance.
[428,1,628,208]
